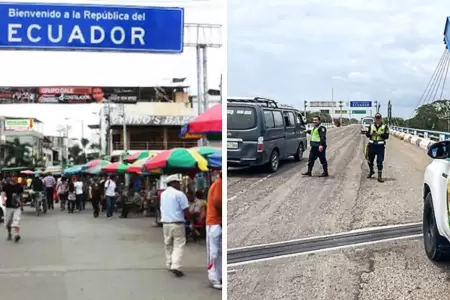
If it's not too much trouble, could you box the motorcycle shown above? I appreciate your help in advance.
[31,191,47,216]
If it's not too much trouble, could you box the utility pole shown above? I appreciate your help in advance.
[338,100,343,125]
[219,74,223,103]
[304,100,308,122]
[387,100,392,126]
[121,104,127,153]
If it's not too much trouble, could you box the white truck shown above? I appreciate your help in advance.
[423,140,450,261]
[360,116,374,134]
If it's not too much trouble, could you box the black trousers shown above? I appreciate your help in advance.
[92,197,100,217]
[68,200,76,213]
[46,187,54,209]
[367,144,385,171]
[307,146,328,171]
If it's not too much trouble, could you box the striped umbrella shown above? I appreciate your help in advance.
[189,146,220,156]
[102,162,129,174]
[127,158,161,174]
[125,150,160,163]
[143,148,208,172]
[83,159,109,170]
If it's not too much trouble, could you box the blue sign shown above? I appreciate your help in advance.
[444,16,450,48]
[0,3,184,53]
[350,101,372,108]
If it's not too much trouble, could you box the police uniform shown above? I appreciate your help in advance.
[366,117,389,182]
[302,124,328,177]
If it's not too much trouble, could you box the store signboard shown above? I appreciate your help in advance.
[5,119,33,131]
[309,101,337,107]
[0,3,184,53]
[0,86,138,104]
[334,110,347,114]
[111,115,195,126]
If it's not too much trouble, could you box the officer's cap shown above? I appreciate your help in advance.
[374,113,382,119]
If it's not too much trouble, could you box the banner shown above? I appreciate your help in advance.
[0,3,184,53]
[111,115,194,126]
[5,119,33,131]
[0,86,138,104]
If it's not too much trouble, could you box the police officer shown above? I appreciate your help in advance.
[366,113,389,182]
[302,116,328,177]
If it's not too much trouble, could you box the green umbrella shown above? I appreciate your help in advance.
[190,146,220,156]
[102,162,129,174]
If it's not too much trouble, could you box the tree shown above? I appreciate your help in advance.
[68,144,85,164]
[3,138,31,167]
[81,138,90,160]
[29,154,45,169]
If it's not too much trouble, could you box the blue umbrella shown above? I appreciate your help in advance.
[63,165,83,175]
[207,151,222,168]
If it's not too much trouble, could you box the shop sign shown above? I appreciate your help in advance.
[5,119,33,131]
[111,115,195,126]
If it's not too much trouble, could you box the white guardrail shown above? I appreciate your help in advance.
[390,126,450,150]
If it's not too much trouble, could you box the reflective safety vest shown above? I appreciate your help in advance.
[370,124,386,142]
[311,127,321,142]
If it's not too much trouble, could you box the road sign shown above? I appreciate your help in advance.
[0,3,184,53]
[309,101,337,107]
[352,110,366,114]
[350,101,372,108]
[335,110,347,114]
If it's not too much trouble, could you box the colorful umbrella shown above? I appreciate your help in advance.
[190,146,221,156]
[207,151,222,168]
[20,170,35,175]
[102,162,129,174]
[125,150,160,163]
[83,159,109,170]
[126,158,161,174]
[64,165,84,175]
[143,148,208,172]
[186,104,222,134]
[84,164,105,175]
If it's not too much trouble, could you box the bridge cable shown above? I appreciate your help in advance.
[440,51,450,100]
[432,51,450,102]
[425,50,447,104]
[412,49,447,115]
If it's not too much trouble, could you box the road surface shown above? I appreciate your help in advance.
[228,125,429,248]
[227,125,438,299]
[0,206,221,300]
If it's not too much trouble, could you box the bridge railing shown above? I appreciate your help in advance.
[390,126,450,142]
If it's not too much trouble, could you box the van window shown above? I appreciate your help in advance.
[273,111,284,127]
[362,118,374,125]
[296,113,305,125]
[287,112,296,126]
[227,106,257,130]
[263,110,275,128]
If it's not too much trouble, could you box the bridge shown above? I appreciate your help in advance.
[227,17,450,300]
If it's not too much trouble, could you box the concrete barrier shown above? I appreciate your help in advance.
[390,129,434,150]
[404,134,412,142]
[419,139,433,150]
[410,135,420,145]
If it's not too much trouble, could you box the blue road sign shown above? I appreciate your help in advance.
[350,101,372,108]
[444,16,450,48]
[0,3,184,53]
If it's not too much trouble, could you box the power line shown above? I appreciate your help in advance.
[424,50,446,104]
[430,51,450,103]
[440,51,450,100]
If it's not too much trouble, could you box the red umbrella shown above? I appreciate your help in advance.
[20,170,35,175]
[187,103,222,134]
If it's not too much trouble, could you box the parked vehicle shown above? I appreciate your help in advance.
[360,116,375,134]
[422,140,450,261]
[227,97,308,172]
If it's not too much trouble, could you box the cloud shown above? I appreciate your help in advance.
[228,0,450,117]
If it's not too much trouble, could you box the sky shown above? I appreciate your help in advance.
[0,0,224,140]
[228,0,450,118]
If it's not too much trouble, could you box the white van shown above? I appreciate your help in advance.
[360,116,374,134]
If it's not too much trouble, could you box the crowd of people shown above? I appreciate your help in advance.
[0,170,223,290]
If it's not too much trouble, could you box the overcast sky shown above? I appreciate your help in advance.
[228,0,450,118]
[0,0,224,139]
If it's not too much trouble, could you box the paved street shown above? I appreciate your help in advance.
[228,125,430,248]
[227,125,437,299]
[228,238,450,300]
[0,205,221,300]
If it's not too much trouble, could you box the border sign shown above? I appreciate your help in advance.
[350,101,372,108]
[0,3,184,53]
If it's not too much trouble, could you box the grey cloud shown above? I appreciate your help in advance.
[228,0,450,117]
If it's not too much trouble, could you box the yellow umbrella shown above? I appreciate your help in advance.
[127,157,161,174]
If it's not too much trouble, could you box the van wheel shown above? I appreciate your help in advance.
[267,150,279,173]
[294,143,304,162]
[423,192,450,261]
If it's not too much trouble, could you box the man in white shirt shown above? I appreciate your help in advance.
[74,177,84,211]
[104,176,117,219]
[43,173,56,210]
[160,174,189,277]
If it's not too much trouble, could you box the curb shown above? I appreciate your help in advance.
[390,130,434,150]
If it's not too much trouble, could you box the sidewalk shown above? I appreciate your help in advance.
[0,205,221,300]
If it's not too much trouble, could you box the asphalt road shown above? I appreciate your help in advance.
[228,238,450,300]
[0,205,221,300]
[227,125,430,248]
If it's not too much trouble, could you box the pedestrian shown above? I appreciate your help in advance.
[302,115,329,177]
[366,113,389,182]
[90,178,102,218]
[43,173,56,209]
[57,177,68,211]
[1,175,24,242]
[74,176,84,211]
[206,173,222,290]
[160,174,189,277]
[100,176,107,212]
[67,179,76,213]
[104,175,117,219]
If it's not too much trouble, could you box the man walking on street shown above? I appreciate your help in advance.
[206,173,222,290]
[160,174,189,277]
[302,116,329,177]
[1,175,24,242]
[104,175,117,219]
[43,173,56,209]
[366,113,389,182]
